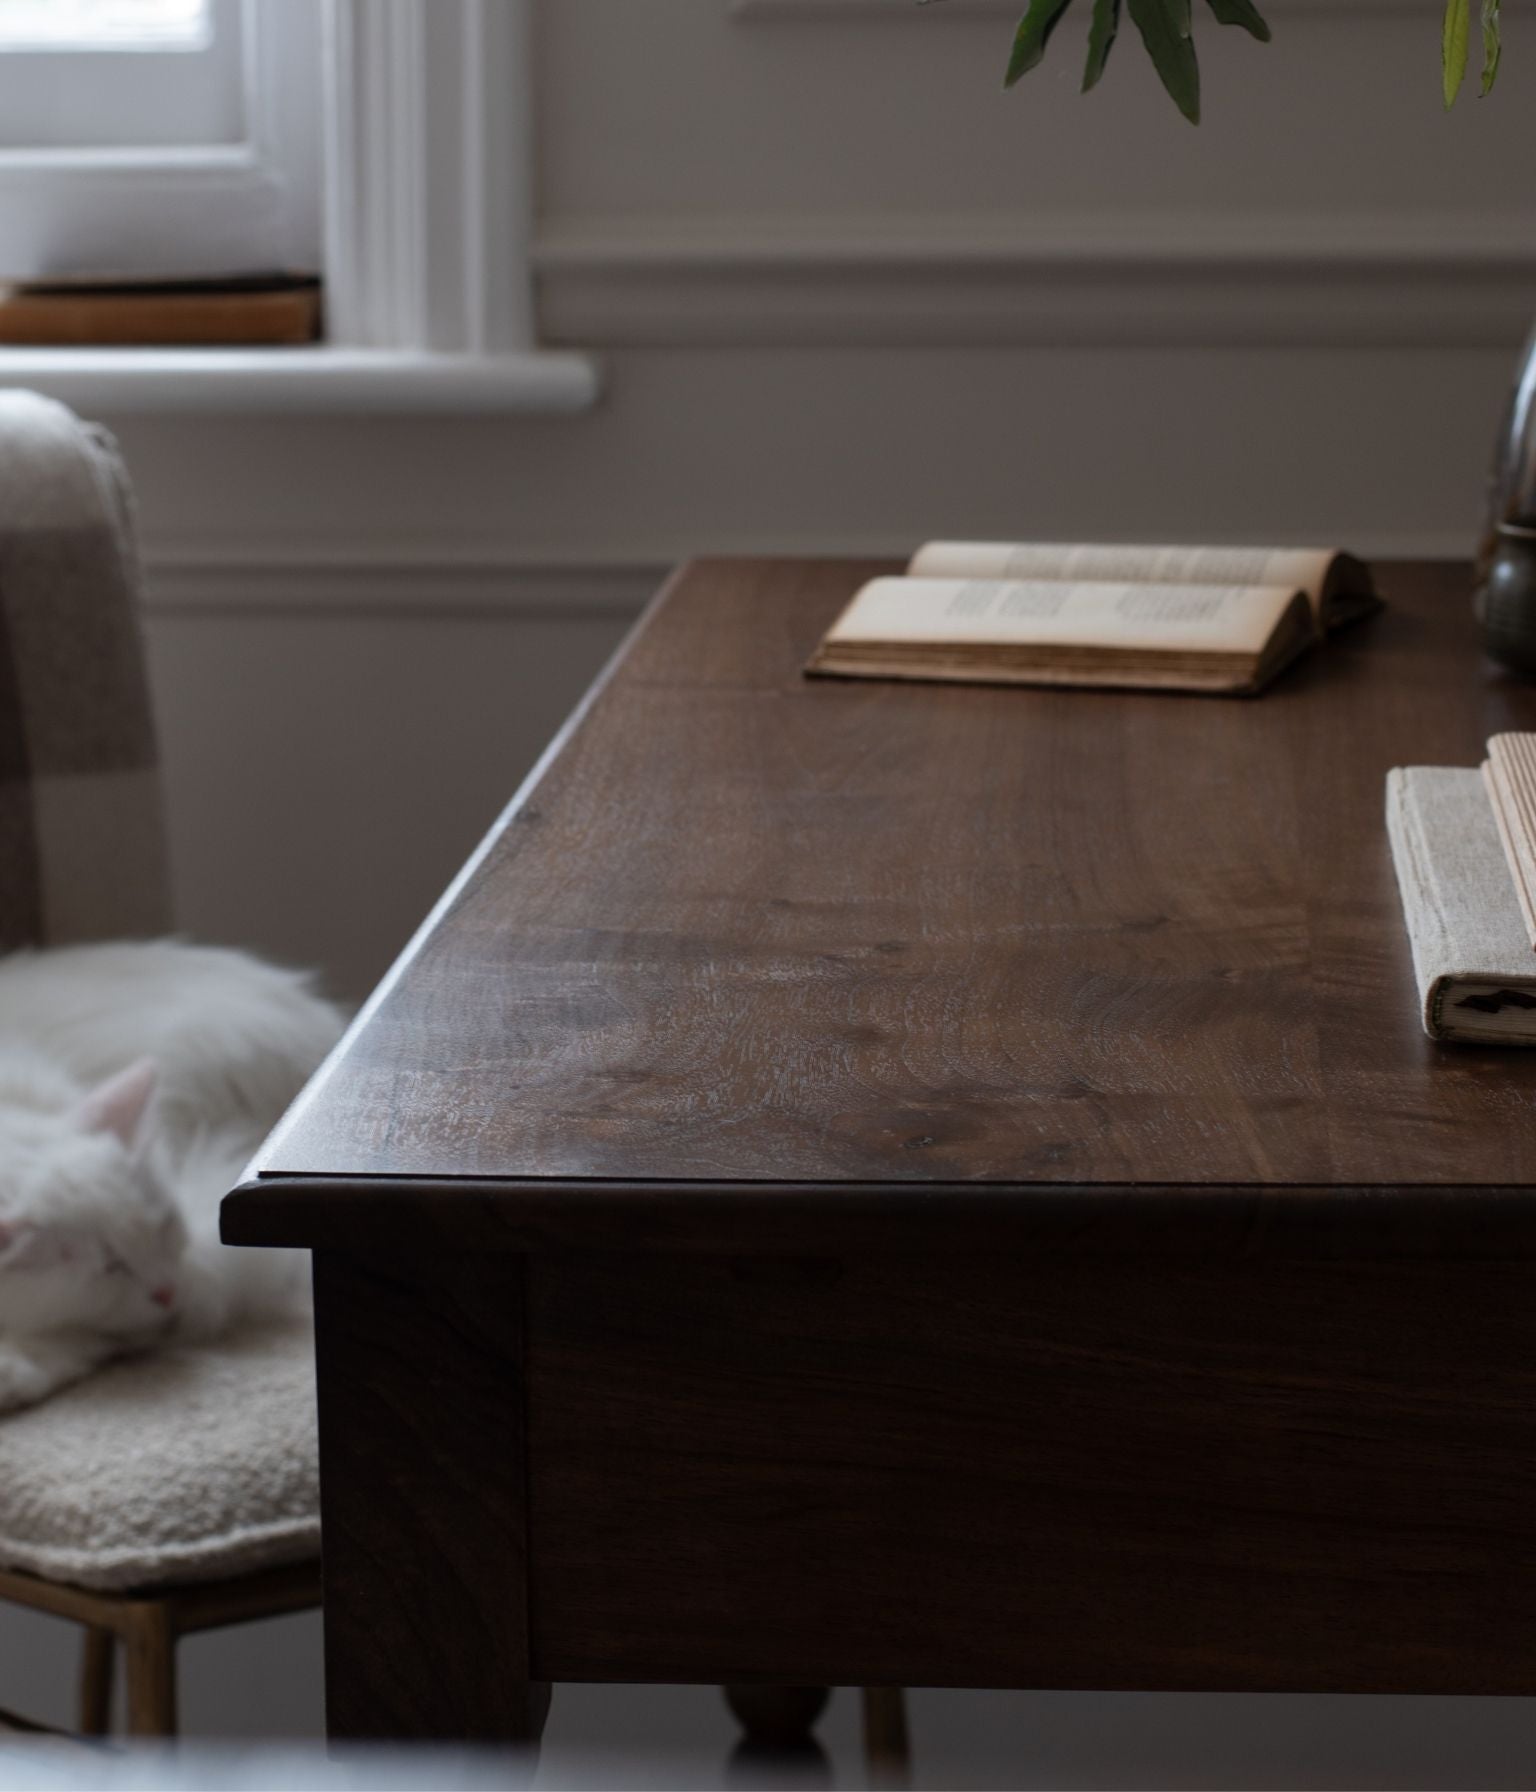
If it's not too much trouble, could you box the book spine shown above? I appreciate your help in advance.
[0,289,321,347]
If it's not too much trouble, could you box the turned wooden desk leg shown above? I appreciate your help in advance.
[79,1626,114,1736]
[312,1251,546,1746]
[723,1684,831,1746]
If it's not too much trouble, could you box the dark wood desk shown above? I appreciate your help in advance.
[226,558,1536,1743]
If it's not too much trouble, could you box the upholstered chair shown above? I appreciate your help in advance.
[0,392,320,1739]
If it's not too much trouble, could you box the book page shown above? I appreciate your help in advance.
[824,577,1296,656]
[909,542,1337,610]
[1483,733,1536,953]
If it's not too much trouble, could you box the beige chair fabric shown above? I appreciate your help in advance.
[0,389,171,952]
[0,1321,319,1592]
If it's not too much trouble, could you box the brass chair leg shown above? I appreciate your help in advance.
[79,1626,115,1736]
[123,1604,176,1738]
[861,1686,911,1789]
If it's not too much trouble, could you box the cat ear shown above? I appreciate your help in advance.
[74,1059,158,1155]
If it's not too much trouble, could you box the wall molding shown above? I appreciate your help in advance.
[140,531,1484,616]
[535,214,1536,349]
[142,546,664,620]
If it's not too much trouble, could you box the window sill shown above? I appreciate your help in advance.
[0,346,602,414]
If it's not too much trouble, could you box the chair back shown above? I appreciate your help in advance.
[0,392,170,951]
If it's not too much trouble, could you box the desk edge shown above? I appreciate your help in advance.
[221,1174,1536,1258]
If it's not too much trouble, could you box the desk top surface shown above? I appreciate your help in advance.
[231,557,1536,1253]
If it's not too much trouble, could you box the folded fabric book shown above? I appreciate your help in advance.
[1387,743,1536,1044]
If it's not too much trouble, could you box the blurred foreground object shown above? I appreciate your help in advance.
[0,1746,534,1790]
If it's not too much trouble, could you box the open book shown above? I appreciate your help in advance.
[806,541,1380,697]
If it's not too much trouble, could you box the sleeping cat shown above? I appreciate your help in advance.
[0,941,346,1412]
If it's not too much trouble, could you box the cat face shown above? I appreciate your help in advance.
[0,1060,188,1341]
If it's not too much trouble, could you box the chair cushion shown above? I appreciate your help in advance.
[0,1321,318,1592]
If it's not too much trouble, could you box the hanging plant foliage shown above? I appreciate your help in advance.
[946,0,1503,120]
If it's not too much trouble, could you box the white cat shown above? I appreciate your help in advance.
[0,941,347,1412]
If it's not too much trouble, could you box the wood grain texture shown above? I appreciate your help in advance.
[230,559,1536,1253]
[311,1252,543,1742]
[526,1252,1536,1694]
[217,568,1536,1727]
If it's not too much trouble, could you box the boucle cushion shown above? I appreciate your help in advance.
[0,1320,318,1592]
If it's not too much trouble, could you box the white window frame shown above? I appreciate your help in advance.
[0,3,213,53]
[0,0,314,282]
[0,0,599,414]
[0,0,244,154]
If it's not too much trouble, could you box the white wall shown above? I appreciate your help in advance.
[7,2,1536,1773]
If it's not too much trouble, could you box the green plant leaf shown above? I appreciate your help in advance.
[1125,0,1200,121]
[1443,0,1470,105]
[1204,0,1270,42]
[1006,0,1078,86]
[1480,0,1501,93]
[1083,0,1122,88]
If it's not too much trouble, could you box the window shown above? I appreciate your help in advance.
[0,0,319,281]
[0,0,239,154]
[0,0,598,415]
[0,1,210,51]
